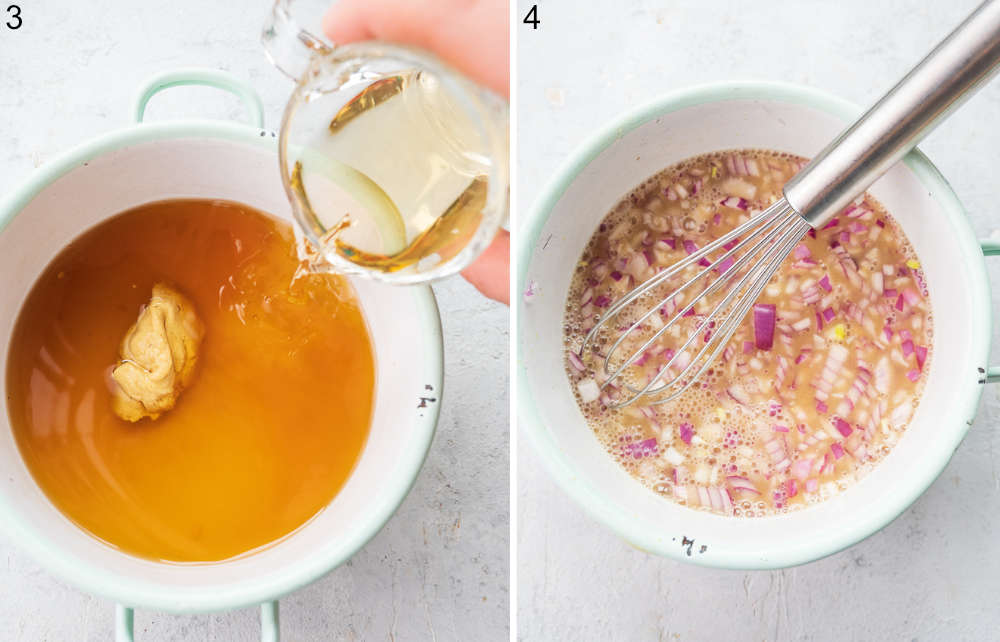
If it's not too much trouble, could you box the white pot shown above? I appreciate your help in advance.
[517,81,997,569]
[0,70,443,640]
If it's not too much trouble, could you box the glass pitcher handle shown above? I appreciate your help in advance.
[261,0,334,81]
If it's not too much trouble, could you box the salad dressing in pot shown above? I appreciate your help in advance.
[6,199,375,562]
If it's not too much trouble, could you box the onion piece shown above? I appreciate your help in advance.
[662,447,684,465]
[753,304,776,350]
[720,196,748,210]
[623,438,658,459]
[726,476,759,494]
[567,352,585,372]
[577,378,600,403]
[683,240,712,267]
[791,458,812,481]
[679,422,694,445]
[715,256,736,274]
[727,384,750,405]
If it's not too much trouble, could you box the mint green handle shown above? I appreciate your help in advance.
[981,239,1000,383]
[131,68,265,127]
[115,602,279,641]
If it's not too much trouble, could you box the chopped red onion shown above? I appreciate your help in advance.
[679,422,694,445]
[727,385,750,405]
[623,438,658,459]
[818,275,832,292]
[906,369,921,382]
[577,378,600,403]
[524,280,538,301]
[791,458,812,481]
[872,272,884,295]
[715,256,736,274]
[626,252,649,280]
[834,418,853,437]
[683,239,712,267]
[727,476,759,494]
[567,351,585,372]
[831,442,845,460]
[753,303,776,350]
[720,196,748,210]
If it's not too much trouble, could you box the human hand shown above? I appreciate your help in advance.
[323,0,510,305]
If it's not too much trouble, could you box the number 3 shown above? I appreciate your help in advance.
[6,4,21,29]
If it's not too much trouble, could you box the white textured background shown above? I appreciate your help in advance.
[0,1,508,640]
[518,0,1000,640]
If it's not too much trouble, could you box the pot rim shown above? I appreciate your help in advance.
[0,119,444,611]
[516,80,991,569]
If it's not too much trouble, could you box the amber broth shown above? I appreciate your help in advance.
[5,199,375,562]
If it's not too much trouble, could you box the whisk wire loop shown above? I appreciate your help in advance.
[580,199,810,408]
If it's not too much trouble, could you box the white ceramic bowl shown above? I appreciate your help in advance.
[0,70,442,640]
[518,81,999,569]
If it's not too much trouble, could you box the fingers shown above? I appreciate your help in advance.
[321,0,376,43]
[461,229,510,305]
[321,0,509,98]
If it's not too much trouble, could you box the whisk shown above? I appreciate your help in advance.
[580,0,1000,408]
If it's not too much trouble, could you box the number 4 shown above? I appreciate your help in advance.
[523,4,539,29]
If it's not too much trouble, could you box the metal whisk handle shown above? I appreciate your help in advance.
[784,0,1000,227]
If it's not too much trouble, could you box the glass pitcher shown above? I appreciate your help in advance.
[262,0,509,285]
